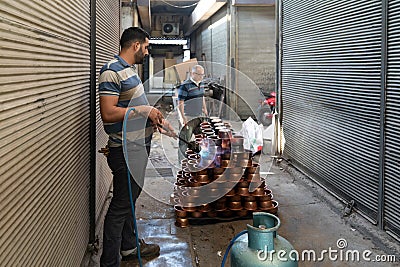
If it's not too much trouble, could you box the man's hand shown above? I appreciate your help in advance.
[136,106,164,126]
[158,119,177,139]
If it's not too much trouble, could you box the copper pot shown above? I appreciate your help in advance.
[175,218,189,228]
[191,211,203,218]
[246,173,261,182]
[227,173,242,182]
[243,195,257,202]
[198,204,211,212]
[244,201,257,211]
[187,178,200,187]
[207,210,218,217]
[237,187,250,196]
[258,193,273,202]
[230,135,244,146]
[228,195,241,202]
[174,205,187,218]
[228,201,242,210]
[214,200,227,211]
[220,159,232,168]
[258,200,273,209]
[225,188,236,197]
[227,167,244,174]
[182,204,197,212]
[246,164,260,174]
[213,167,225,175]
[250,187,265,196]
[188,154,200,161]
[237,179,250,188]
[196,174,209,183]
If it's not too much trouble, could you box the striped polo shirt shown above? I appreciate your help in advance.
[98,55,153,147]
[177,79,205,116]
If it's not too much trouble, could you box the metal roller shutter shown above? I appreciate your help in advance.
[95,0,120,223]
[385,0,400,237]
[0,0,90,266]
[281,0,382,221]
[211,8,228,78]
[237,6,275,119]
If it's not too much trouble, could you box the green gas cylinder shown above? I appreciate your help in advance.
[230,212,298,267]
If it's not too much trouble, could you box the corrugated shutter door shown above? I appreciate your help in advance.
[237,6,275,118]
[385,0,400,237]
[95,0,120,223]
[281,0,382,220]
[211,8,228,78]
[0,0,90,266]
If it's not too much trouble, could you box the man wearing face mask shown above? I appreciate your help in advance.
[177,65,208,161]
[98,27,175,267]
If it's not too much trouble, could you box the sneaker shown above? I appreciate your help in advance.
[121,239,160,261]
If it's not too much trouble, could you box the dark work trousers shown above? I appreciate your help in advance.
[100,145,150,267]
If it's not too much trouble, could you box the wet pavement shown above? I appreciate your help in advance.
[87,119,400,267]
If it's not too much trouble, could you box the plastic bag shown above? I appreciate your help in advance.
[238,117,264,153]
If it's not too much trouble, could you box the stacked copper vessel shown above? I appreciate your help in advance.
[173,117,278,228]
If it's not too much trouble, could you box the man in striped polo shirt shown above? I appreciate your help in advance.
[177,65,208,160]
[98,27,175,267]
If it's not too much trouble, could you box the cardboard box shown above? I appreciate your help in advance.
[163,59,177,83]
[174,58,198,83]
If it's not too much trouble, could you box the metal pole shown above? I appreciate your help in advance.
[378,0,388,230]
[89,0,96,244]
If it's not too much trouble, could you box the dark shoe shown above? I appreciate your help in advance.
[121,239,160,261]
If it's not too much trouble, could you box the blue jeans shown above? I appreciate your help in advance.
[100,145,150,267]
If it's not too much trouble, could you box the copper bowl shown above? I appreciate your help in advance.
[225,188,236,197]
[258,193,273,202]
[175,218,189,228]
[246,173,261,182]
[182,204,197,212]
[198,204,211,212]
[237,187,250,196]
[221,160,232,168]
[218,129,232,139]
[230,135,244,146]
[250,187,265,196]
[202,129,215,136]
[246,164,260,174]
[196,174,209,183]
[213,167,225,175]
[174,205,188,218]
[237,179,250,188]
[207,210,218,217]
[228,195,241,202]
[244,201,258,211]
[227,167,244,174]
[228,201,242,211]
[258,200,273,209]
[227,173,242,182]
[249,181,265,190]
[191,211,203,218]
[265,200,279,214]
[187,178,201,187]
[243,195,257,202]
[190,168,208,176]
[214,200,227,211]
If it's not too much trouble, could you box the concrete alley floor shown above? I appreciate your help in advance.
[88,116,400,267]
